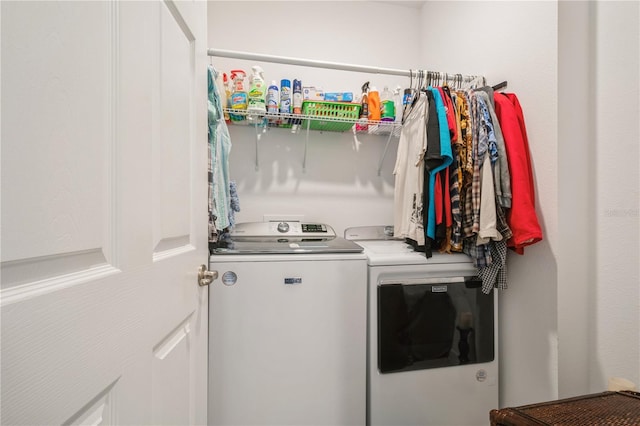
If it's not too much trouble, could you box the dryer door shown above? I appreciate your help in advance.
[377,277,494,373]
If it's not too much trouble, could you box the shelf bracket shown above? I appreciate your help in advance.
[302,118,311,173]
[254,123,260,171]
[377,130,396,176]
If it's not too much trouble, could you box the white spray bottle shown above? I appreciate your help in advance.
[247,65,267,114]
[394,85,404,124]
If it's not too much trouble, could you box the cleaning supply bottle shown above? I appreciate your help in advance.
[266,80,279,114]
[368,85,381,121]
[292,79,302,114]
[247,65,267,115]
[356,81,369,132]
[403,87,414,121]
[380,86,395,122]
[292,79,302,128]
[229,69,247,122]
[223,72,231,122]
[266,80,279,125]
[393,85,404,124]
[280,79,291,127]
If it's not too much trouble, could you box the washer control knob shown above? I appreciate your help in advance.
[277,222,290,233]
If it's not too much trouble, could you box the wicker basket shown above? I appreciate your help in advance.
[490,391,640,426]
[301,101,361,132]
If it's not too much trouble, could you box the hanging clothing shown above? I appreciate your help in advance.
[208,65,233,240]
[476,88,512,209]
[229,180,240,228]
[477,203,513,293]
[475,96,502,244]
[393,93,429,246]
[493,92,543,254]
[447,154,463,252]
[477,155,502,245]
[390,78,537,293]
[425,87,453,240]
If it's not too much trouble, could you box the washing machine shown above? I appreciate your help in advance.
[208,221,368,426]
[345,226,499,426]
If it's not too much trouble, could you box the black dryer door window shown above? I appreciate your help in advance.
[377,279,494,374]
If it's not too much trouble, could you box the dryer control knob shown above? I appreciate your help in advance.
[277,222,290,233]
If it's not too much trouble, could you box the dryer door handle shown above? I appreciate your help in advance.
[378,277,466,286]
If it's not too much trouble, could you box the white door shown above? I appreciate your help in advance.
[1,1,209,425]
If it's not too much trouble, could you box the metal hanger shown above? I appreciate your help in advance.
[409,69,414,94]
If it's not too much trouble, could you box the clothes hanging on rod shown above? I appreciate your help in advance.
[394,83,542,294]
[208,65,238,247]
[393,93,429,246]
[493,93,542,253]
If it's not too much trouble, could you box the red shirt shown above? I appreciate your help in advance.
[493,93,543,254]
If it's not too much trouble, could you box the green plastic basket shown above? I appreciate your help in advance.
[301,101,361,132]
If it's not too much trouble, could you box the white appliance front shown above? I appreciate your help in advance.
[366,252,499,426]
[208,253,367,426]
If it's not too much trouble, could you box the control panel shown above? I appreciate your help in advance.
[230,222,335,238]
[301,223,328,233]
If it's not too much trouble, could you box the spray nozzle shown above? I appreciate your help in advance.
[230,69,246,80]
[361,81,370,93]
[251,65,264,76]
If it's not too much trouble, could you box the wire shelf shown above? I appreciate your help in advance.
[220,108,401,174]
[223,108,402,136]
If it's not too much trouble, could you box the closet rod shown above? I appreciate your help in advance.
[208,48,411,77]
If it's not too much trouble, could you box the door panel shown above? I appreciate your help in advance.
[152,317,193,426]
[1,1,208,425]
[1,1,113,291]
[154,2,193,253]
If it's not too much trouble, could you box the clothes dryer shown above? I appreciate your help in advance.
[345,226,499,426]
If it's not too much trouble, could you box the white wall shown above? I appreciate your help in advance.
[559,0,640,398]
[208,1,423,235]
[590,1,640,393]
[558,0,593,398]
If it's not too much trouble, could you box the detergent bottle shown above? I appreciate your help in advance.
[229,70,247,122]
[247,65,267,115]
[380,86,395,122]
[223,73,231,122]
[356,81,369,132]
[368,85,381,121]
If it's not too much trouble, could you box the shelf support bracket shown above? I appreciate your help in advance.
[254,123,260,171]
[377,130,396,176]
[302,118,311,173]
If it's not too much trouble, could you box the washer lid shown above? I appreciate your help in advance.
[344,225,473,266]
[212,222,363,254]
[354,240,473,267]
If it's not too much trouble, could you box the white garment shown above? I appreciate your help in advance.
[476,155,502,245]
[393,95,428,245]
